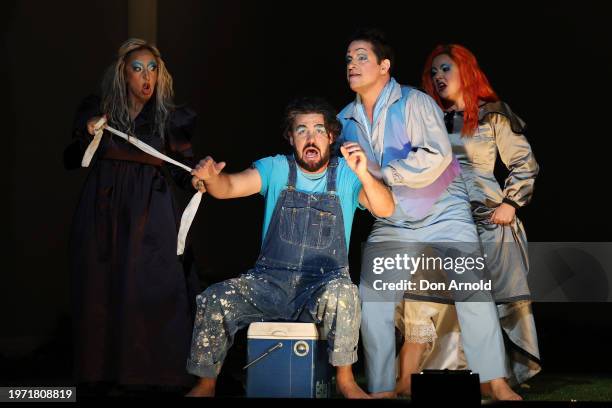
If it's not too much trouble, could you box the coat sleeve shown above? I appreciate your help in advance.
[491,112,539,208]
[165,106,197,190]
[63,95,102,170]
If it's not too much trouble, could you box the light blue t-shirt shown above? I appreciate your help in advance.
[253,155,363,246]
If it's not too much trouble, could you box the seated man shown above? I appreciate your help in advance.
[186,97,394,398]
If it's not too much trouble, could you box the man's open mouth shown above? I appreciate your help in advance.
[304,147,320,160]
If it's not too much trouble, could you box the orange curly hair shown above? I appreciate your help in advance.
[422,44,498,136]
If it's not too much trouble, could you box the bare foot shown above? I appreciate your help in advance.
[370,391,396,398]
[337,379,372,399]
[489,378,522,401]
[336,365,371,399]
[480,382,492,398]
[395,375,411,397]
[395,341,426,397]
[185,378,216,397]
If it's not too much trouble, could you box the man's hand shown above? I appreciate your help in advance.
[341,142,368,178]
[191,176,207,193]
[192,156,226,181]
[490,202,516,225]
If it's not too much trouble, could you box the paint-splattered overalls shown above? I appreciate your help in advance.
[187,156,361,378]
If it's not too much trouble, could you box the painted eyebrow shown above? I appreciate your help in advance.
[432,63,450,70]
[295,124,325,130]
[347,48,369,55]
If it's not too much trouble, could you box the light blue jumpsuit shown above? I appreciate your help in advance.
[338,78,508,393]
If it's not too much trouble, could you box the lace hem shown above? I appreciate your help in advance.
[404,323,437,343]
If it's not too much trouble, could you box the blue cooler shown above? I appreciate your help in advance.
[246,322,332,398]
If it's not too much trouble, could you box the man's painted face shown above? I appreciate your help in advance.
[289,113,333,173]
[125,49,158,104]
[431,54,462,104]
[345,40,389,93]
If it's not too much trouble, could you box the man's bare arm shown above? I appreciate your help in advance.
[192,156,262,199]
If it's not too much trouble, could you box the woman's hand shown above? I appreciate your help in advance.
[490,202,516,225]
[191,176,207,193]
[86,115,107,136]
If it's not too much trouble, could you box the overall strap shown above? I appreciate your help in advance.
[285,154,297,190]
[326,156,339,194]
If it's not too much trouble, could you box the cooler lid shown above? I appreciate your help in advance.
[247,322,320,340]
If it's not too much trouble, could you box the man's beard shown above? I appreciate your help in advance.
[294,144,330,172]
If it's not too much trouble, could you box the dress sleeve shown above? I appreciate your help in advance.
[490,111,539,208]
[381,90,453,188]
[165,106,197,190]
[63,95,102,170]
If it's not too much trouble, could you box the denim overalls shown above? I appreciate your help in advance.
[187,156,360,378]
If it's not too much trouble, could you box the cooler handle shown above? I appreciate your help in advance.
[243,342,283,370]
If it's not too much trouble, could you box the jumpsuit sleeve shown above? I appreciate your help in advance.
[381,90,453,188]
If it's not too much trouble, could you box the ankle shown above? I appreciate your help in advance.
[335,366,355,383]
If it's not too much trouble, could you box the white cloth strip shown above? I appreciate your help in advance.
[104,125,192,172]
[176,192,203,255]
[80,119,202,255]
[177,190,203,256]
[81,117,107,167]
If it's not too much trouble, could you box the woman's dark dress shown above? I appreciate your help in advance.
[64,95,199,386]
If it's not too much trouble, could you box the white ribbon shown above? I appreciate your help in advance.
[81,117,202,255]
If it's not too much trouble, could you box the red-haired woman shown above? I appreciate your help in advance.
[395,44,541,399]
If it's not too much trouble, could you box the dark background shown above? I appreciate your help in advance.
[2,0,611,386]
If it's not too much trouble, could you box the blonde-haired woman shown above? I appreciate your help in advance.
[65,39,202,391]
